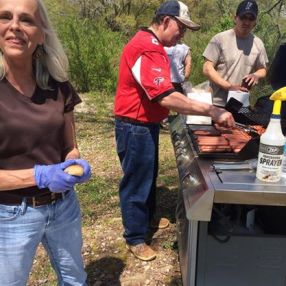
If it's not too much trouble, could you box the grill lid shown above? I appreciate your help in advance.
[225,97,270,126]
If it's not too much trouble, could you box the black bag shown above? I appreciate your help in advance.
[268,43,286,90]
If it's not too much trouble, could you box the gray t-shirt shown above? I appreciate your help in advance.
[165,43,190,83]
[203,29,268,107]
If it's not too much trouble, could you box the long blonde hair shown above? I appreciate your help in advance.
[0,0,69,89]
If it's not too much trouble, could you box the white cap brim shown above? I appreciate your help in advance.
[175,16,200,31]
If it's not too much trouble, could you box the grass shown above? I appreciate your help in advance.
[28,91,180,285]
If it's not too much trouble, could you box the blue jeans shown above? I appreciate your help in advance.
[115,119,160,245]
[0,190,87,286]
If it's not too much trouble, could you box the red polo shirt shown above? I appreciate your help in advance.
[114,28,175,123]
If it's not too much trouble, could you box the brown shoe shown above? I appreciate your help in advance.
[126,243,156,261]
[150,217,170,229]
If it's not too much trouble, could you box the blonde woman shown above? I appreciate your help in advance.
[0,0,91,285]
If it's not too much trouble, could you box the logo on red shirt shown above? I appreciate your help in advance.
[151,37,159,45]
[152,67,162,72]
[154,77,164,86]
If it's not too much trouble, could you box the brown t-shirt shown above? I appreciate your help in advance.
[0,78,81,197]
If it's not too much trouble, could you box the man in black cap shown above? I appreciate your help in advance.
[203,0,268,107]
[114,1,235,261]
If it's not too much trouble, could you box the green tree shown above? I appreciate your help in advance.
[45,0,125,92]
[59,16,124,92]
[44,0,286,93]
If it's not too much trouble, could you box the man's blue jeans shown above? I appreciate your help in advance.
[115,119,160,245]
[0,190,87,286]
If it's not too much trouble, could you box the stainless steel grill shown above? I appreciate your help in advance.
[170,115,286,286]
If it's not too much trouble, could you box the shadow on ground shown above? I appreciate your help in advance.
[147,185,180,253]
[86,256,125,285]
[169,276,183,285]
[156,185,178,224]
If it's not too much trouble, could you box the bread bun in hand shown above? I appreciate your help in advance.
[64,165,84,176]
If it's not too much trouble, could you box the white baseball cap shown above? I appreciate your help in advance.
[156,1,200,31]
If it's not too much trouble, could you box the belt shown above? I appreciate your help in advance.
[115,115,157,125]
[0,191,69,207]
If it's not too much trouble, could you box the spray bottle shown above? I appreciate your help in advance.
[256,87,286,182]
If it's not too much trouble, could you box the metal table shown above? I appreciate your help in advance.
[170,115,286,286]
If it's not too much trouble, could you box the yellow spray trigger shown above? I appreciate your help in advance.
[270,86,286,101]
[269,86,286,115]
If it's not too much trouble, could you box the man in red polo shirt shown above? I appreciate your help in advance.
[114,0,235,261]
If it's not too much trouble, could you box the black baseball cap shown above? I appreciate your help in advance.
[236,0,258,19]
[156,1,200,31]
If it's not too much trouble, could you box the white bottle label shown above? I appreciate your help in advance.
[282,144,286,175]
[256,143,284,182]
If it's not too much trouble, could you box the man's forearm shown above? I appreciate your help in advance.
[159,92,211,115]
[253,67,267,79]
[159,92,235,127]
[203,61,231,90]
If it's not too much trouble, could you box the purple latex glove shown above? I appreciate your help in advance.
[34,160,84,193]
[72,159,92,183]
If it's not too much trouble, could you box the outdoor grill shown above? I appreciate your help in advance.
[187,123,264,160]
[171,43,286,286]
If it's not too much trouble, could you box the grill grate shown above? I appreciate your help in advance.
[225,97,286,133]
[236,106,270,126]
[187,124,261,160]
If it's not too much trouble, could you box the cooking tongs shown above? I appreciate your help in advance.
[235,122,259,136]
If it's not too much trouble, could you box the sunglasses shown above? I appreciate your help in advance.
[239,15,256,21]
[170,17,187,33]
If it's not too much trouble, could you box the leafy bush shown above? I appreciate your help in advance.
[57,16,125,93]
[45,0,285,96]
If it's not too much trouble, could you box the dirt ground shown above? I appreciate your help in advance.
[83,204,182,286]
